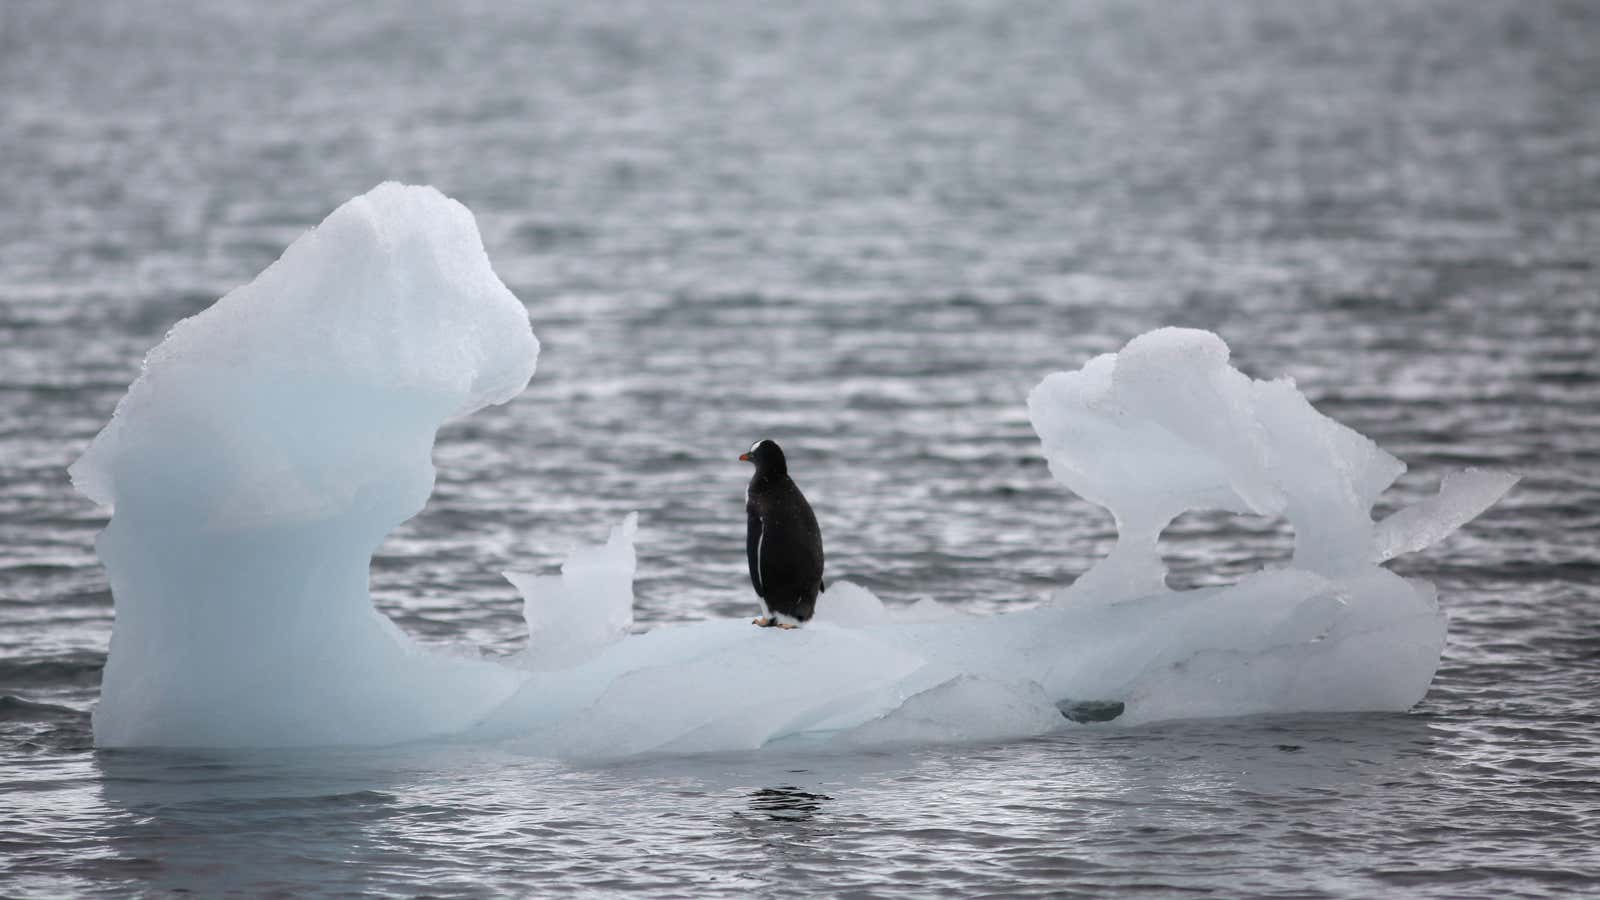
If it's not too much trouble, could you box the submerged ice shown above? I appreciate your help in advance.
[73,184,1517,753]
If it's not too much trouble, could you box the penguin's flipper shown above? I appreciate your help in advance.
[746,511,765,597]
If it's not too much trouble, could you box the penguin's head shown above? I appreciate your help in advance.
[739,439,787,474]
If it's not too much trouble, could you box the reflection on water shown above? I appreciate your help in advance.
[746,786,834,821]
[0,709,1578,897]
[94,747,411,897]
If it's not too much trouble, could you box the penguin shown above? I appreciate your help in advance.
[740,439,825,628]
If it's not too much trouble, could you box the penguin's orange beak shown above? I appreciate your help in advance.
[738,453,752,462]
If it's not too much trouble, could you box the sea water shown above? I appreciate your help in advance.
[2,1,1597,896]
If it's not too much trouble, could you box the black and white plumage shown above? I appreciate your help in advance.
[739,439,825,628]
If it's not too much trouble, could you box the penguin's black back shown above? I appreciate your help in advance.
[745,443,825,621]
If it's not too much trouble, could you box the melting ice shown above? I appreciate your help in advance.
[71,184,1517,754]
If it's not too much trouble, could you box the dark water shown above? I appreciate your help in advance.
[3,0,1598,896]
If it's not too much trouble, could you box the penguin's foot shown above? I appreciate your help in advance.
[776,622,799,630]
[752,616,774,627]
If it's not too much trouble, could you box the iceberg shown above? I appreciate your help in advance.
[71,184,537,747]
[72,184,1516,754]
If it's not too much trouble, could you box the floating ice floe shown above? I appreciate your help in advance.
[71,184,1517,754]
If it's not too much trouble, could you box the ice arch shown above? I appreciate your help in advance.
[1028,329,1517,602]
[72,184,1516,753]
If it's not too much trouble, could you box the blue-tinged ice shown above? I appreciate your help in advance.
[71,183,536,747]
[72,185,1516,754]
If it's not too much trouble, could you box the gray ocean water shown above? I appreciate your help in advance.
[3,0,1598,896]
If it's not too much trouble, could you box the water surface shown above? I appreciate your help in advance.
[2,0,1597,895]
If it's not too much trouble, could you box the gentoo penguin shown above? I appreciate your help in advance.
[740,439,825,628]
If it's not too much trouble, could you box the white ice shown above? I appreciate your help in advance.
[504,513,638,671]
[72,184,1517,754]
